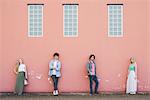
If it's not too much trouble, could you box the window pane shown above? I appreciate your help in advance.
[28,5,43,37]
[63,5,78,37]
[108,5,123,37]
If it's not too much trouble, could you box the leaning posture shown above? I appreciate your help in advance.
[86,54,99,96]
[48,53,61,96]
[14,59,28,95]
[126,57,137,94]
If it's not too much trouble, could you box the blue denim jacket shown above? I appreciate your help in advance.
[48,59,61,77]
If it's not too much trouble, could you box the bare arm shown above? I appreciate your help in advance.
[13,65,18,75]
[134,62,137,79]
[25,65,28,79]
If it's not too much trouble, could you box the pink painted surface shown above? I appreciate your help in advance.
[0,0,150,92]
[0,0,2,89]
[148,0,150,92]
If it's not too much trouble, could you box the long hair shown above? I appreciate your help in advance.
[15,60,20,72]
[130,57,135,64]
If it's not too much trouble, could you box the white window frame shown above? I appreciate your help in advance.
[28,4,44,38]
[63,4,79,37]
[108,4,123,37]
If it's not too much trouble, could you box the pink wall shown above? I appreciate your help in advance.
[0,0,4,90]
[148,0,150,92]
[0,0,150,93]
[0,0,1,65]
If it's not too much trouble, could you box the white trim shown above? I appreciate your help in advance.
[28,5,43,38]
[63,5,79,37]
[108,5,123,37]
[118,5,123,37]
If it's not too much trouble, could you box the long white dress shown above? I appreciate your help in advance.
[126,63,137,94]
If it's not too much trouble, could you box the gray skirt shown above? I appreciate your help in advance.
[15,72,25,95]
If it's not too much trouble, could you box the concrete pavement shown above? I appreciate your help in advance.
[0,94,150,100]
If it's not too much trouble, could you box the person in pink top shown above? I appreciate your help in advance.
[86,54,99,96]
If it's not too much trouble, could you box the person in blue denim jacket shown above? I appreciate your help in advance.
[48,53,61,96]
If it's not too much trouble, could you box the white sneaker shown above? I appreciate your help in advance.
[55,90,59,95]
[130,92,136,95]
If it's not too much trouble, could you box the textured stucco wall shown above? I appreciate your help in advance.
[0,0,149,93]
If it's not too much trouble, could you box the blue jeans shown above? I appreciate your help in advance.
[51,75,59,90]
[89,75,99,94]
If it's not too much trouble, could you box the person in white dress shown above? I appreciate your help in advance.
[126,57,137,94]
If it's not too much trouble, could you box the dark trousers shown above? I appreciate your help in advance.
[51,75,59,90]
[89,75,99,94]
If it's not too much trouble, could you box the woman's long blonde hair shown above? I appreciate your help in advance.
[130,57,136,64]
[15,60,20,72]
